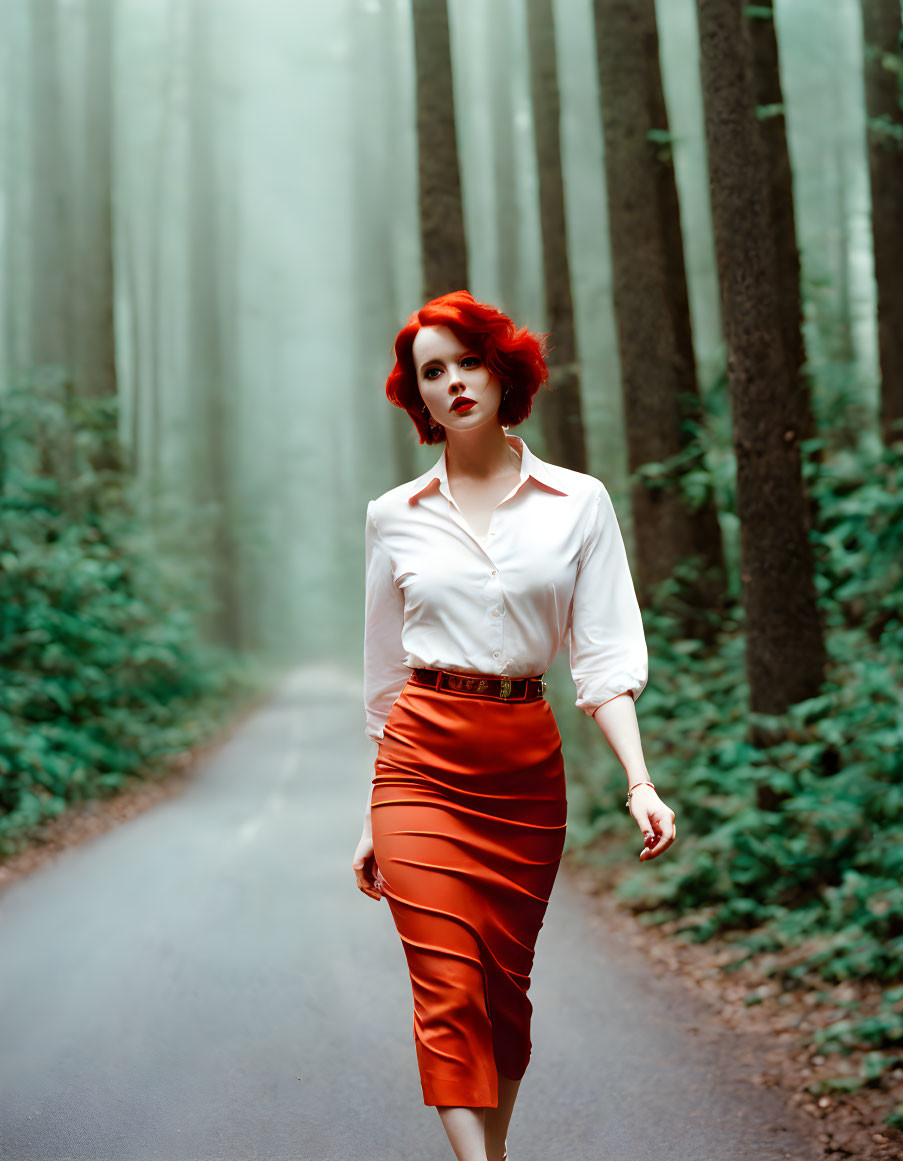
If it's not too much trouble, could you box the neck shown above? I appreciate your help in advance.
[444,425,521,480]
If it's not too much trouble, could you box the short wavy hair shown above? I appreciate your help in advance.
[385,290,549,445]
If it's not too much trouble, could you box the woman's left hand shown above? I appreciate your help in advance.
[629,783,676,861]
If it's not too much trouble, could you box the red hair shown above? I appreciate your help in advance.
[385,290,549,444]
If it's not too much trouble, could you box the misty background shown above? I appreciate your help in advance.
[0,0,882,665]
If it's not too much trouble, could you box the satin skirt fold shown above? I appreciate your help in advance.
[370,675,568,1108]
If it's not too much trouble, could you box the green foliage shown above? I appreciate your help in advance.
[572,381,903,1083]
[755,103,786,122]
[615,436,902,960]
[0,369,260,856]
[743,5,775,21]
[866,114,903,147]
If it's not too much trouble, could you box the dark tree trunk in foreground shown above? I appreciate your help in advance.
[593,0,726,628]
[411,0,469,302]
[746,2,816,464]
[526,0,587,472]
[860,0,903,445]
[696,0,826,727]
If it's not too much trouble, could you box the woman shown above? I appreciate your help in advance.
[352,290,676,1161]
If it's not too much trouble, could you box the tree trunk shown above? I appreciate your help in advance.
[350,0,415,490]
[79,0,117,402]
[2,4,30,381]
[143,0,179,506]
[859,0,903,445]
[526,0,587,473]
[592,0,726,627]
[411,0,469,302]
[696,0,826,725]
[746,2,816,465]
[488,0,519,317]
[187,0,242,649]
[28,0,74,371]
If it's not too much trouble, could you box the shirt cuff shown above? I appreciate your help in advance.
[575,678,646,717]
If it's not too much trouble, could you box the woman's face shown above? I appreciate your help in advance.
[412,325,502,434]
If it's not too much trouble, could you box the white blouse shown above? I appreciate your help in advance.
[363,432,648,743]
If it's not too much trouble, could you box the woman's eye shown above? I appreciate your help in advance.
[424,367,442,379]
[462,356,481,368]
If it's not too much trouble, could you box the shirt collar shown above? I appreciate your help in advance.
[407,432,568,505]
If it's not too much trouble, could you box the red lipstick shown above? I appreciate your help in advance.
[451,398,476,412]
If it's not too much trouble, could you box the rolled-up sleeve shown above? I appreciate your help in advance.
[363,502,411,743]
[566,484,648,716]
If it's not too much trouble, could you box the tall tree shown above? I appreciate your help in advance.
[351,0,415,488]
[746,2,816,461]
[28,0,74,371]
[859,0,903,445]
[525,0,587,472]
[488,0,519,316]
[592,0,726,627]
[186,0,241,648]
[79,0,117,401]
[2,4,30,380]
[696,0,826,728]
[411,0,469,302]
[142,0,180,498]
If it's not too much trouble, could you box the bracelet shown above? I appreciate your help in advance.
[625,780,655,808]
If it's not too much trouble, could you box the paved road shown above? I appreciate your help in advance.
[0,667,819,1161]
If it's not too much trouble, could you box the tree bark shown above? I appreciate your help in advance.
[859,0,903,445]
[696,0,826,722]
[28,0,74,371]
[488,0,519,317]
[526,0,587,472]
[592,0,726,626]
[187,0,242,649]
[411,0,469,302]
[746,2,816,462]
[350,0,415,489]
[79,0,117,401]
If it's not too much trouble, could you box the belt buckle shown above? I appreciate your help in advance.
[500,677,511,699]
[446,673,489,694]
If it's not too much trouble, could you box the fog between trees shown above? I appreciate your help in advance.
[0,0,894,684]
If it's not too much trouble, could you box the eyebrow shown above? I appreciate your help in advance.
[418,351,475,374]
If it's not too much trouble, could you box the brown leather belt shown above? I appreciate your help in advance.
[410,666,547,702]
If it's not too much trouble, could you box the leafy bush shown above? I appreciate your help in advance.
[607,434,902,969]
[0,369,259,856]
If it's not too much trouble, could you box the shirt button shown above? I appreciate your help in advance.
[492,651,501,659]
[490,570,497,576]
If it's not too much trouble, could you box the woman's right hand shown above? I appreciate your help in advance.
[353,829,383,902]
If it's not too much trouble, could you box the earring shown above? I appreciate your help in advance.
[422,403,442,433]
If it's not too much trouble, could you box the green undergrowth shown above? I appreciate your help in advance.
[572,429,902,1090]
[0,370,265,858]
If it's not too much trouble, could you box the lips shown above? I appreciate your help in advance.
[451,398,476,412]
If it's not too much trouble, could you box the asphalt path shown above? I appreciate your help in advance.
[0,666,820,1161]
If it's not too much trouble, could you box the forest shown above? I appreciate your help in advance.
[1,0,901,1155]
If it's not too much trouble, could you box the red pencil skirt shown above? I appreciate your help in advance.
[370,673,568,1108]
